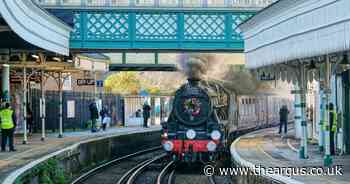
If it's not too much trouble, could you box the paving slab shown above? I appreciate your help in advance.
[232,127,350,184]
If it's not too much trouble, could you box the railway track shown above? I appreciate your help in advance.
[72,146,232,184]
[156,163,228,184]
[117,153,167,184]
[71,146,163,184]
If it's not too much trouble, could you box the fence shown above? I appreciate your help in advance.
[30,89,123,132]
[237,95,295,130]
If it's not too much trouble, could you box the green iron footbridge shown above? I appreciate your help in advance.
[36,0,275,52]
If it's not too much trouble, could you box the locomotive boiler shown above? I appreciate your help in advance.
[161,78,228,162]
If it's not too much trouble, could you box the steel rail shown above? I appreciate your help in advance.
[156,161,175,184]
[71,146,162,184]
[167,169,175,184]
[124,153,167,184]
[208,175,217,184]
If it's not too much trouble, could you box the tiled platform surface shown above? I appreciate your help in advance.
[0,126,160,183]
[231,127,350,184]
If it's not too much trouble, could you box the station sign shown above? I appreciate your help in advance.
[96,80,104,87]
[10,74,41,83]
[77,79,95,86]
[260,73,275,81]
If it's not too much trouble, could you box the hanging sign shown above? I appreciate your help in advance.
[260,72,275,81]
[77,79,95,86]
[96,80,104,87]
[10,74,41,83]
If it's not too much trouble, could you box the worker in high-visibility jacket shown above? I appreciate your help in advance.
[0,102,17,152]
[328,103,337,155]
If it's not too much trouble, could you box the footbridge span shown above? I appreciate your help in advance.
[35,0,275,52]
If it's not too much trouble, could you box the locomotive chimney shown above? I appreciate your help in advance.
[188,78,200,86]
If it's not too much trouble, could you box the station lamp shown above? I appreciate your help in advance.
[308,60,317,71]
[340,54,349,66]
[337,54,350,73]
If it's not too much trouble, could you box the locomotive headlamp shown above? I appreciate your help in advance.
[207,141,217,152]
[161,132,168,139]
[186,129,196,139]
[210,130,221,140]
[163,141,174,151]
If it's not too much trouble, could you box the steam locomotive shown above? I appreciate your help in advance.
[161,78,229,162]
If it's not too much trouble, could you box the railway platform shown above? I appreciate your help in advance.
[231,127,350,184]
[0,126,160,183]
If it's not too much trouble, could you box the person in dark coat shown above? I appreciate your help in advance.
[27,105,33,135]
[279,105,289,135]
[89,102,99,132]
[142,102,151,128]
[100,106,109,131]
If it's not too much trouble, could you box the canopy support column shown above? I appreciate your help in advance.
[293,85,302,139]
[324,56,333,166]
[39,53,47,141]
[319,88,325,151]
[21,54,28,144]
[58,71,63,138]
[299,64,308,159]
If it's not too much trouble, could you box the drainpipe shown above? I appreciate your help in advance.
[2,64,10,102]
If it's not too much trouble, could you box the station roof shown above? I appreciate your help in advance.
[0,0,72,56]
[239,0,350,69]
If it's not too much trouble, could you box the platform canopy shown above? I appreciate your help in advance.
[0,0,72,56]
[239,0,350,69]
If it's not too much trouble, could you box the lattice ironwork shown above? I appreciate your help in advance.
[184,13,225,40]
[68,10,257,50]
[71,13,81,40]
[87,12,129,40]
[136,13,178,40]
[232,13,254,41]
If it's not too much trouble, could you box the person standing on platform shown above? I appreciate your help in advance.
[328,103,337,155]
[279,105,289,136]
[0,103,17,152]
[89,102,99,132]
[142,102,151,128]
[100,106,109,131]
[27,105,33,136]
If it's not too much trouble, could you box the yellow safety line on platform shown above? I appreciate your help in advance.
[257,143,276,161]
[287,138,299,153]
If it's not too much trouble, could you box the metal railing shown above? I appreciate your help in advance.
[34,0,277,8]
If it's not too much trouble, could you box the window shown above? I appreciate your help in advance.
[183,0,202,7]
[159,0,178,7]
[135,0,154,6]
[207,0,225,7]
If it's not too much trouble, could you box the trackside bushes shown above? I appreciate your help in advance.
[15,158,67,184]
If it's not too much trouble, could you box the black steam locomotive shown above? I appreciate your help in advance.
[161,78,228,162]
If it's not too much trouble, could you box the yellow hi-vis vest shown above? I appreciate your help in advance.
[0,108,14,129]
[330,110,337,132]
